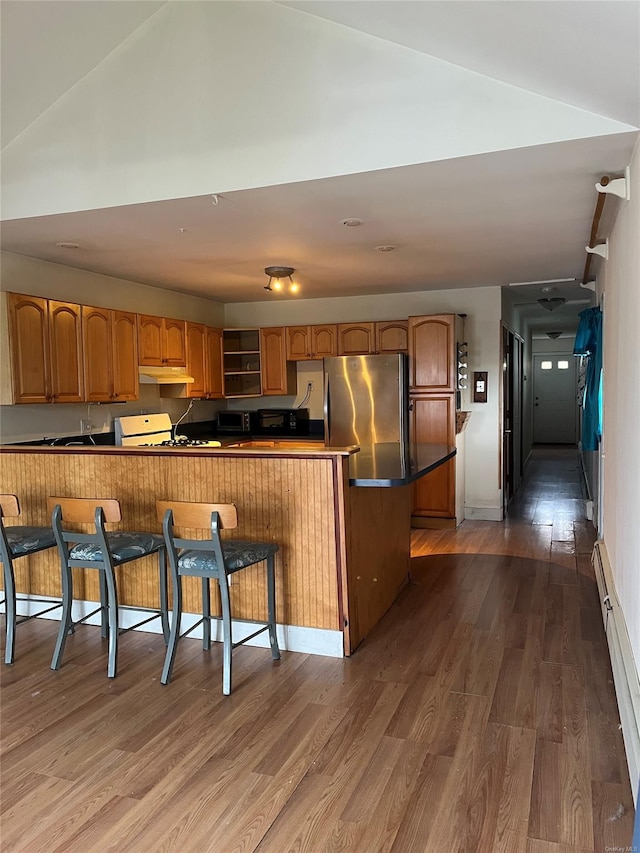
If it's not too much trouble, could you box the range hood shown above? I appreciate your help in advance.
[138,366,195,385]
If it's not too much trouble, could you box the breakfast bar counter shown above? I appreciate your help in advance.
[1,442,454,655]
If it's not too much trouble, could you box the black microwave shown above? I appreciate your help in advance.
[216,410,252,434]
[255,408,309,436]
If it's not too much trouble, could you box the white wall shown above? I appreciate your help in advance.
[600,141,640,670]
[0,252,225,442]
[2,2,631,220]
[225,286,503,518]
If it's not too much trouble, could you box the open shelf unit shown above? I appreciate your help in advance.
[222,328,262,397]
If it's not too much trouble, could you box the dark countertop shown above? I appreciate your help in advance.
[347,442,456,487]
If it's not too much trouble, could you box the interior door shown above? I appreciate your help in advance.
[533,354,578,443]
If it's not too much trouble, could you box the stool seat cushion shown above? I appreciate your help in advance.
[4,526,56,557]
[70,532,164,564]
[178,541,278,575]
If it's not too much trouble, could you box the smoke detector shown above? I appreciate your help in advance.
[55,242,80,249]
[340,218,363,227]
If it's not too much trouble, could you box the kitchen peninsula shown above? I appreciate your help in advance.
[1,442,454,656]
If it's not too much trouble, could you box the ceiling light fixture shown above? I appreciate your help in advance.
[340,218,363,227]
[375,245,397,252]
[264,266,299,295]
[538,297,566,312]
[546,331,562,339]
[55,241,79,249]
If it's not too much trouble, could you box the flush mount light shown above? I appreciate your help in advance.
[264,266,299,295]
[375,245,397,252]
[340,218,363,227]
[55,241,80,249]
[538,297,566,312]
[546,331,562,339]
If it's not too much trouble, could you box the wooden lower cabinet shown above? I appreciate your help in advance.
[410,393,457,522]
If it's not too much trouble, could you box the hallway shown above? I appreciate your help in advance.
[1,450,635,851]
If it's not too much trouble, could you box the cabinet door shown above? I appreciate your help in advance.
[138,315,164,366]
[337,323,375,356]
[48,301,84,403]
[82,305,113,402]
[206,327,224,399]
[375,320,408,354]
[261,327,296,395]
[111,311,139,401]
[408,315,455,392]
[7,293,50,403]
[163,318,186,366]
[410,394,456,517]
[311,324,337,359]
[286,326,311,360]
[185,322,207,398]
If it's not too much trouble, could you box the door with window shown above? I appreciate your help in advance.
[533,354,578,443]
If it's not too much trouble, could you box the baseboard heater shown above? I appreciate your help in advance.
[593,540,640,805]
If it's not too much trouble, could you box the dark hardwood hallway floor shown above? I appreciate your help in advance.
[1,448,635,851]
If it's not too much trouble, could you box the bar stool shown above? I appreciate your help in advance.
[157,500,280,695]
[48,497,169,678]
[0,494,60,665]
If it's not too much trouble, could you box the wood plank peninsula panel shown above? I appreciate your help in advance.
[0,448,344,636]
[0,442,452,656]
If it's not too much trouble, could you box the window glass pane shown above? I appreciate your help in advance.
[557,360,569,370]
[541,361,553,370]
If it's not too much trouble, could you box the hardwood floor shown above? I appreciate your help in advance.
[1,448,634,851]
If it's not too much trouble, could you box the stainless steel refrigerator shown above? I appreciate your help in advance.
[324,353,409,447]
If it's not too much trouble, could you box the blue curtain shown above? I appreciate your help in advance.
[573,306,603,452]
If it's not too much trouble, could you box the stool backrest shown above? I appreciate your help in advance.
[156,501,237,530]
[0,495,20,519]
[46,497,121,524]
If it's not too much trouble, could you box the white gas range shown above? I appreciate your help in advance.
[114,413,221,447]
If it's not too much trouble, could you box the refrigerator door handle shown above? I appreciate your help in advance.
[323,369,331,445]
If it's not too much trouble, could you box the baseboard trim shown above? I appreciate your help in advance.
[464,506,503,521]
[2,595,344,659]
[411,516,456,529]
[593,541,640,806]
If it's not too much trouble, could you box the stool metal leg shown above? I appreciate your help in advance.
[266,555,280,661]
[202,577,211,650]
[98,571,108,639]
[161,574,182,685]
[219,573,233,696]
[103,566,119,679]
[51,554,74,671]
[158,549,169,644]
[3,560,16,665]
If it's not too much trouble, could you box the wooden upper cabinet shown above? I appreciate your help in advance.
[206,327,224,399]
[408,314,456,393]
[48,301,84,403]
[7,293,51,403]
[111,311,139,401]
[163,318,187,366]
[185,323,207,398]
[312,325,337,359]
[375,320,408,354]
[138,315,186,367]
[82,306,112,403]
[337,322,375,356]
[261,327,296,395]
[286,324,337,361]
[7,293,84,404]
[83,307,139,402]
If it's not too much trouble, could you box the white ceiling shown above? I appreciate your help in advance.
[1,0,638,333]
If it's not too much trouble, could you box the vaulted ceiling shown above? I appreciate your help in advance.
[1,1,638,334]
